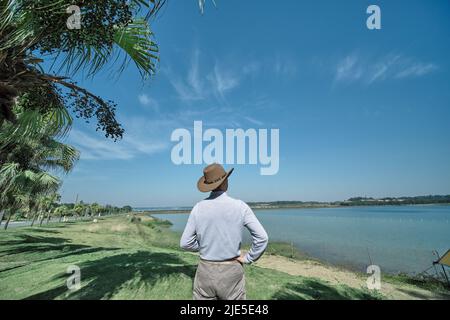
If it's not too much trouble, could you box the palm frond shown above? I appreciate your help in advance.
[38,140,80,173]
[113,19,159,79]
[0,0,67,52]
[19,170,61,194]
[0,107,72,149]
[46,1,163,78]
[0,162,20,192]
[198,0,217,14]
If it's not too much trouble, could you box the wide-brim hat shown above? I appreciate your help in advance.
[197,163,234,192]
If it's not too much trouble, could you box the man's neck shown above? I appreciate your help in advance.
[207,190,226,200]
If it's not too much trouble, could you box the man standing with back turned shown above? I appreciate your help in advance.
[180,163,269,300]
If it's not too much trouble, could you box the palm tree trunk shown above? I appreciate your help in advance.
[39,214,45,226]
[31,211,38,226]
[0,210,4,227]
[3,211,14,230]
[46,211,51,224]
[59,214,63,223]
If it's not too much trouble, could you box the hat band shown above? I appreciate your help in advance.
[204,172,227,185]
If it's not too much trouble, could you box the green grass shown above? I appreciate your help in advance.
[384,273,450,294]
[0,215,382,300]
[256,241,312,261]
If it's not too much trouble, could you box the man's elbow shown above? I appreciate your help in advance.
[258,232,269,249]
[180,238,189,250]
[263,234,269,248]
[180,238,198,251]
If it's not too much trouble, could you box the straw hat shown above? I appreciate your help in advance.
[197,163,234,192]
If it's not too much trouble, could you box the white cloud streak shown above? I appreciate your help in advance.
[164,49,206,101]
[165,49,297,102]
[208,63,239,98]
[335,54,362,82]
[274,55,298,77]
[395,62,438,79]
[334,53,437,85]
[138,94,159,112]
[68,116,172,161]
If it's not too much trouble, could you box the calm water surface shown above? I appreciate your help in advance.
[154,205,450,274]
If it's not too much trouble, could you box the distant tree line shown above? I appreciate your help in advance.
[248,195,450,209]
[340,195,450,206]
[0,199,133,230]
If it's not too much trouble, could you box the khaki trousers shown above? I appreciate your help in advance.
[193,259,246,300]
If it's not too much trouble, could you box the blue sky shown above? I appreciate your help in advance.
[58,0,450,207]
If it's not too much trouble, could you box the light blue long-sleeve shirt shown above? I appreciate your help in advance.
[180,191,269,264]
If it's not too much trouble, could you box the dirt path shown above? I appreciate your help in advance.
[255,255,448,300]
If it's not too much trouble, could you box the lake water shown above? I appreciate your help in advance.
[154,205,450,275]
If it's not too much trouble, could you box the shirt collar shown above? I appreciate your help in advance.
[207,190,227,200]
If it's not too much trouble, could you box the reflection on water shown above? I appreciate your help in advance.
[155,205,450,274]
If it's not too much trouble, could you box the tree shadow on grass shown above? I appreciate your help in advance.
[25,250,196,300]
[22,228,62,234]
[48,221,84,226]
[396,287,450,300]
[0,234,119,271]
[272,279,380,300]
[0,234,88,257]
[0,234,67,246]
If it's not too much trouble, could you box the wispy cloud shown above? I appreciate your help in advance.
[69,130,134,160]
[242,61,261,76]
[158,48,282,130]
[188,49,204,95]
[395,62,438,79]
[334,53,437,85]
[274,54,298,77]
[335,54,363,82]
[166,50,241,102]
[68,117,171,161]
[165,49,298,102]
[243,116,264,126]
[138,94,159,112]
[367,54,403,84]
[164,49,206,101]
[208,63,240,99]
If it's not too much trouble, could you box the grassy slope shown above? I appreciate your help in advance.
[0,215,383,300]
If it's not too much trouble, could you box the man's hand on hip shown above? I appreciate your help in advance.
[235,252,246,265]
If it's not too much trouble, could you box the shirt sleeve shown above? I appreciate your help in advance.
[242,202,269,264]
[180,205,200,252]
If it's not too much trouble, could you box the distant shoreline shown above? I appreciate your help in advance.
[136,201,450,215]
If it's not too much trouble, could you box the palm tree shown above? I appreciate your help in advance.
[90,203,102,218]
[54,204,68,223]
[0,163,60,229]
[73,202,86,220]
[1,0,164,139]
[0,108,79,230]
[38,193,60,225]
[29,198,39,226]
[0,210,4,226]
